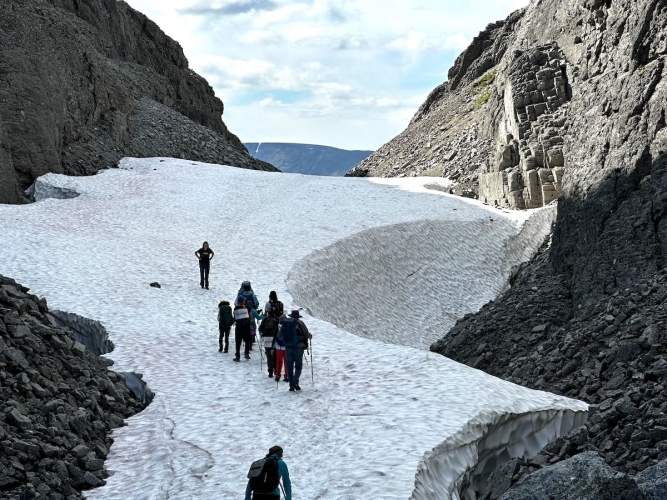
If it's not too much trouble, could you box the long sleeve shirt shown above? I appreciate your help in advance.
[245,457,291,500]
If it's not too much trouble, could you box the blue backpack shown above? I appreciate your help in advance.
[281,318,299,347]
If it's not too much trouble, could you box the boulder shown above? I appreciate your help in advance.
[499,453,645,500]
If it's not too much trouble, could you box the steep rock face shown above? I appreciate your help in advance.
[431,0,667,491]
[348,14,524,201]
[0,0,276,204]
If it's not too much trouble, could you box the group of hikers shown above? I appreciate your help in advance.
[195,244,303,499]
[217,281,312,392]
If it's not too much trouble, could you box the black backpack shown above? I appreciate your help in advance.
[269,300,284,318]
[264,317,279,337]
[247,456,280,493]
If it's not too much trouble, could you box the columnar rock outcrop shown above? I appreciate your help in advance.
[0,0,276,204]
[0,275,149,499]
[480,44,569,208]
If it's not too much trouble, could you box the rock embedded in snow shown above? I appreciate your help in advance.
[0,274,148,499]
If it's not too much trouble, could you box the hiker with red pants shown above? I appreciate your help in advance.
[259,291,285,378]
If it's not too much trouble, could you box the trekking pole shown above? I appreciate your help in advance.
[310,339,314,386]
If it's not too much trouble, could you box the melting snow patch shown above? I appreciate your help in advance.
[288,207,556,349]
[0,158,585,499]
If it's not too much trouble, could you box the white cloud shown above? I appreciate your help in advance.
[124,0,532,149]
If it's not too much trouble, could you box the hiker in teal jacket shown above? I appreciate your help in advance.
[245,446,292,500]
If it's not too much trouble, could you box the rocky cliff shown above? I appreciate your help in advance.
[355,0,667,497]
[0,0,276,204]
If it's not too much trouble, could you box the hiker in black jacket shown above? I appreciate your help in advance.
[217,300,234,353]
[195,242,214,289]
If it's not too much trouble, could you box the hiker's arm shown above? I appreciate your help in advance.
[251,309,264,321]
[280,462,292,500]
[209,249,214,261]
[194,250,200,260]
[244,480,252,500]
[300,322,311,340]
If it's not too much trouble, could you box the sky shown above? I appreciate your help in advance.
[125,0,530,150]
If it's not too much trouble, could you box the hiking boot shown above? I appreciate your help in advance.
[218,348,222,353]
[275,376,280,382]
[205,285,209,290]
[283,378,290,383]
[289,385,295,392]
[233,357,240,362]
[294,383,301,391]
[268,372,273,378]
[223,348,228,354]
[244,353,250,360]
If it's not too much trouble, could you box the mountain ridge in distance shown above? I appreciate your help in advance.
[245,142,373,176]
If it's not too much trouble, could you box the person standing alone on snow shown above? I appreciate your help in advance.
[217,300,234,353]
[245,445,291,500]
[279,310,311,391]
[195,242,214,289]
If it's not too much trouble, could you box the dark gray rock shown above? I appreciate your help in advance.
[0,0,276,204]
[636,460,667,500]
[499,453,645,500]
[0,273,149,499]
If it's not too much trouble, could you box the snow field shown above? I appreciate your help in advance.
[0,159,585,499]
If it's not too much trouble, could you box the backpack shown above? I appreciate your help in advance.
[247,457,280,493]
[269,300,284,318]
[263,317,279,337]
[281,318,300,347]
[218,304,233,327]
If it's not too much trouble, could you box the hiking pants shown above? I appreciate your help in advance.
[264,347,275,375]
[286,347,305,384]
[251,494,280,500]
[218,326,230,351]
[275,349,287,378]
[199,262,210,287]
[235,324,251,358]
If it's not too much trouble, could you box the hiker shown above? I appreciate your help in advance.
[217,300,234,353]
[234,295,263,361]
[248,297,264,352]
[278,310,311,391]
[238,281,260,309]
[259,291,284,378]
[233,296,252,361]
[245,445,291,500]
[195,242,214,289]
[272,325,289,383]
[264,291,284,319]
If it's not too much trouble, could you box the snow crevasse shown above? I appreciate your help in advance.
[411,405,588,500]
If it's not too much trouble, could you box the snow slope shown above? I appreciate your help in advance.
[288,207,555,349]
[0,159,585,499]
